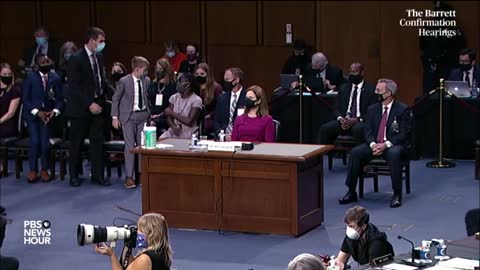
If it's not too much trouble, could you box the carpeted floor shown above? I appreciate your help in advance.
[0,157,477,270]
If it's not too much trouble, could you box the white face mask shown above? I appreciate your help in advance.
[346,226,360,240]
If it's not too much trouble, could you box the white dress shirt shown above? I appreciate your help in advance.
[230,87,243,110]
[370,99,394,149]
[30,43,49,67]
[346,81,364,118]
[132,75,145,111]
[84,45,102,88]
[464,66,474,87]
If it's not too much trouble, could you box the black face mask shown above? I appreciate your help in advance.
[39,65,51,75]
[156,71,165,79]
[0,76,13,86]
[111,72,124,82]
[349,74,363,85]
[459,63,472,71]
[244,98,258,109]
[377,93,387,103]
[223,80,235,92]
[195,75,207,84]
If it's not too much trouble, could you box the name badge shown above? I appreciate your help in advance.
[155,94,163,106]
[237,108,245,116]
[371,253,394,267]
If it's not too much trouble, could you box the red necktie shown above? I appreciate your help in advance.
[42,74,48,91]
[376,106,389,143]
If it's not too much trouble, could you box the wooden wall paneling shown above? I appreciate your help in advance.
[317,1,381,85]
[262,1,315,47]
[449,1,480,53]
[206,1,257,46]
[151,1,201,53]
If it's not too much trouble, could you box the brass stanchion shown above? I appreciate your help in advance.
[298,74,303,144]
[426,78,456,168]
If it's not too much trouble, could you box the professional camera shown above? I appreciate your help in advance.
[77,224,137,247]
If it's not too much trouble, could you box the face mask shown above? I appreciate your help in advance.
[223,80,235,92]
[64,53,72,60]
[39,65,51,75]
[377,92,387,103]
[156,71,165,79]
[0,76,13,86]
[95,42,106,53]
[346,226,360,240]
[136,232,148,249]
[187,54,197,62]
[111,72,124,82]
[36,37,47,46]
[195,75,207,84]
[459,63,472,71]
[349,74,363,85]
[177,82,189,94]
[166,51,175,58]
[244,98,258,109]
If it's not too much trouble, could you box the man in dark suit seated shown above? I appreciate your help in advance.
[319,62,376,145]
[339,79,411,208]
[281,39,312,75]
[295,52,344,93]
[448,48,479,88]
[18,27,59,76]
[213,67,247,139]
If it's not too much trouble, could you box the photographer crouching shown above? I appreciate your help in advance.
[79,213,173,270]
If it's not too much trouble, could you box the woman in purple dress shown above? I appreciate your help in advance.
[231,85,275,143]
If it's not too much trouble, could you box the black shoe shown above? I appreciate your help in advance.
[70,178,81,187]
[390,193,402,208]
[0,205,6,216]
[92,178,111,186]
[339,191,358,204]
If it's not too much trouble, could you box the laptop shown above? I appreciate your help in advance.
[445,81,471,97]
[280,74,299,89]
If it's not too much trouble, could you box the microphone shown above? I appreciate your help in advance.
[398,235,416,265]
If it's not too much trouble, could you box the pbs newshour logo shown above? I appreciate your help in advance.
[24,220,52,245]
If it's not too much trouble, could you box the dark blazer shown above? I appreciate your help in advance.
[65,47,107,117]
[325,64,345,88]
[22,42,59,67]
[213,88,247,134]
[22,71,64,120]
[335,81,376,121]
[148,81,177,115]
[448,64,480,88]
[365,100,410,147]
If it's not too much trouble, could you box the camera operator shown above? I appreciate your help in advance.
[0,216,19,270]
[94,213,173,270]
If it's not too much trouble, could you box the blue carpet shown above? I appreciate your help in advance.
[0,158,477,270]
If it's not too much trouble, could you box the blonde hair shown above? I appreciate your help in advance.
[131,56,150,70]
[288,253,325,270]
[58,41,78,70]
[155,58,174,85]
[245,85,269,117]
[0,63,14,90]
[195,62,216,105]
[137,213,173,267]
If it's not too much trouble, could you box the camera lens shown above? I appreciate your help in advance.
[77,224,85,246]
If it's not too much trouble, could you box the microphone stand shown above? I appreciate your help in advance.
[299,74,304,144]
[426,78,456,168]
[398,235,429,267]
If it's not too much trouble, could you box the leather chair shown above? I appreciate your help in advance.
[327,135,356,170]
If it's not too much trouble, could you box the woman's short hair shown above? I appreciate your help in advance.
[288,253,325,270]
[137,213,173,267]
[344,205,370,226]
[245,85,269,117]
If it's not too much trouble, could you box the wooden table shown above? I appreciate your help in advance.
[132,139,333,236]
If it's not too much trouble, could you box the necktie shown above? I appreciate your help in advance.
[465,71,471,87]
[226,93,237,134]
[350,85,358,117]
[137,79,143,110]
[376,106,389,143]
[42,74,48,91]
[91,53,101,97]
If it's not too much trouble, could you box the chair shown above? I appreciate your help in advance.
[104,140,125,178]
[273,119,281,142]
[0,106,24,177]
[327,134,356,170]
[358,110,415,198]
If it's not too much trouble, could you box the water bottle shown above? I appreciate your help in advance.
[141,123,147,147]
[191,133,198,146]
[218,130,225,142]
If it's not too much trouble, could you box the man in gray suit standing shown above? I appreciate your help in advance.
[111,56,150,188]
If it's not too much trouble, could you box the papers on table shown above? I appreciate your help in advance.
[155,143,174,149]
[382,263,418,270]
[437,257,480,270]
[198,141,243,147]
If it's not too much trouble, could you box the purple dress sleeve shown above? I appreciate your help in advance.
[264,115,275,142]
[231,114,242,141]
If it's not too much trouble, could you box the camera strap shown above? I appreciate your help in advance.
[120,245,133,270]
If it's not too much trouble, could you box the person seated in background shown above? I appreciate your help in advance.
[108,62,128,93]
[448,48,479,88]
[465,208,480,236]
[163,40,186,73]
[194,63,223,136]
[318,63,376,145]
[339,79,410,208]
[22,55,64,183]
[214,67,247,139]
[159,73,202,139]
[56,41,78,84]
[334,206,394,269]
[232,85,274,143]
[288,253,325,270]
[18,26,59,78]
[95,213,173,270]
[0,216,20,270]
[105,61,128,141]
[294,52,344,93]
[282,39,312,75]
[149,58,177,137]
[0,63,21,176]
[179,43,200,75]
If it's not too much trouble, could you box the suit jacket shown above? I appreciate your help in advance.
[22,71,64,121]
[111,74,151,124]
[65,47,107,117]
[365,100,410,147]
[22,42,59,67]
[213,88,247,134]
[325,64,345,88]
[448,64,480,88]
[335,81,376,121]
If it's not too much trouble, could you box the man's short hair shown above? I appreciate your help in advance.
[312,52,328,66]
[131,56,150,70]
[344,206,370,226]
[459,48,477,62]
[288,253,325,270]
[86,27,105,42]
[378,78,398,95]
[226,67,244,83]
[34,26,49,36]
